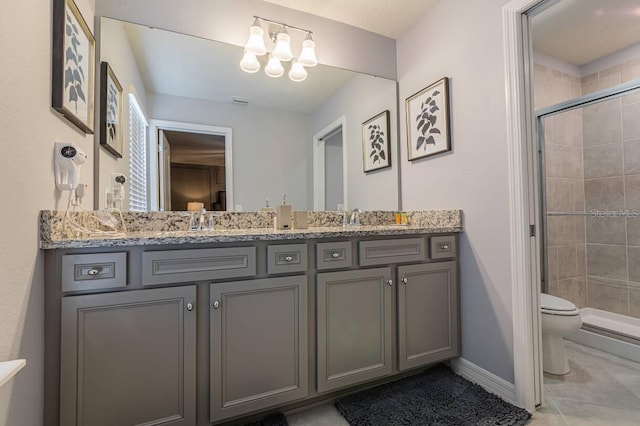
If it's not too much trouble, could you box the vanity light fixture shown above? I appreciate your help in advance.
[241,16,317,82]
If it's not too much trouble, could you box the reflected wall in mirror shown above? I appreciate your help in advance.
[97,17,399,212]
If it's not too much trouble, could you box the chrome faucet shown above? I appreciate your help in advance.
[189,207,214,231]
[348,208,361,226]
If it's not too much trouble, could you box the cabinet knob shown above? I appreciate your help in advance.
[213,300,220,309]
[186,302,193,311]
[87,267,102,276]
[441,244,450,250]
[331,252,340,258]
[284,256,293,262]
[386,279,393,286]
[401,277,408,284]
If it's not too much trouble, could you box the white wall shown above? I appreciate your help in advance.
[148,93,311,211]
[324,130,344,210]
[397,0,515,383]
[95,0,397,80]
[311,74,399,210]
[0,0,95,424]
[98,18,148,210]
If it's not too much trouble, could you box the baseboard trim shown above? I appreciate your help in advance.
[450,357,518,406]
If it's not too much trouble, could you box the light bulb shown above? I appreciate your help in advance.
[245,19,267,56]
[272,30,293,62]
[288,59,307,82]
[298,35,317,67]
[240,51,260,73]
[265,54,284,78]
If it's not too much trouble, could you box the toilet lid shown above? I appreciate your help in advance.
[540,293,577,312]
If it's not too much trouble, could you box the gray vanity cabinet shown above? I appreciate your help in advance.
[209,275,308,422]
[316,268,394,393]
[397,262,459,371]
[60,285,197,426]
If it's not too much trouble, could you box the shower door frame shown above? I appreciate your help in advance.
[536,79,640,301]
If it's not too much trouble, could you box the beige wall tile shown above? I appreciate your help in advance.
[574,180,585,212]
[547,178,576,212]
[576,216,586,243]
[628,246,640,283]
[546,215,560,246]
[583,109,622,146]
[629,281,640,319]
[576,243,586,277]
[582,98,621,115]
[622,90,640,106]
[547,247,559,282]
[587,276,629,315]
[583,143,623,179]
[557,277,587,308]
[584,177,625,211]
[623,139,640,175]
[585,216,626,245]
[557,216,577,245]
[624,174,640,210]
[582,73,621,96]
[622,102,640,141]
[621,63,640,83]
[627,217,640,246]
[547,280,559,298]
[586,244,627,280]
[558,245,578,280]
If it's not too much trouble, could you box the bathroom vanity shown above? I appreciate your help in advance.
[41,210,462,426]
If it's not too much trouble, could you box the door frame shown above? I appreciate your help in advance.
[503,0,546,412]
[313,116,348,211]
[149,120,233,211]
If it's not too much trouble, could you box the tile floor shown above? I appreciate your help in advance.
[287,341,640,426]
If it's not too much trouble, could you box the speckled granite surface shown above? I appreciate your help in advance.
[40,209,463,249]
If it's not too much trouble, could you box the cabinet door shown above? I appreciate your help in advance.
[60,286,196,426]
[316,268,393,393]
[397,262,459,371]
[210,276,308,422]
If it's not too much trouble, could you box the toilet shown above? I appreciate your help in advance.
[540,293,582,375]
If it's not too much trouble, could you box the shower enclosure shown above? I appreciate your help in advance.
[536,63,640,348]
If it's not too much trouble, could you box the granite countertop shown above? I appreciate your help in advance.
[39,209,463,249]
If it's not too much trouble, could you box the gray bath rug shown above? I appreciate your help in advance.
[242,412,288,426]
[335,364,531,425]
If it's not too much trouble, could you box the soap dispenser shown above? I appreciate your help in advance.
[275,194,292,230]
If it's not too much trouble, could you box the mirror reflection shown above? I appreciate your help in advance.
[98,18,399,212]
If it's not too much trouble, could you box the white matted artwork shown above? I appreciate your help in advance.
[406,77,450,160]
[362,110,391,172]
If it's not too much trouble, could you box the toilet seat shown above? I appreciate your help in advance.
[541,293,579,316]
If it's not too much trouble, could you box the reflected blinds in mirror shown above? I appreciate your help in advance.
[129,94,148,211]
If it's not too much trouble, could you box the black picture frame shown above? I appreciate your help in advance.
[362,110,391,172]
[99,62,124,158]
[406,77,451,160]
[52,0,95,134]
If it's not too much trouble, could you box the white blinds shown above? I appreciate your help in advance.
[128,94,148,211]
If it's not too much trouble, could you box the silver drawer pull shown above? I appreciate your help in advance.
[401,277,408,284]
[186,303,193,311]
[213,300,220,309]
[440,244,450,250]
[331,252,340,258]
[87,267,102,276]
[284,256,293,262]
[386,279,393,286]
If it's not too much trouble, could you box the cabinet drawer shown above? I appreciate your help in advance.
[359,238,426,266]
[430,235,456,259]
[316,242,352,270]
[142,247,256,285]
[267,244,307,274]
[61,252,127,292]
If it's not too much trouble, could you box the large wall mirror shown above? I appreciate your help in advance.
[97,17,399,212]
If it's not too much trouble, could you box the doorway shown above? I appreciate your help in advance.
[313,116,348,211]
[149,120,233,211]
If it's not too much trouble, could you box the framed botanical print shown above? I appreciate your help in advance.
[52,0,95,134]
[406,77,451,160]
[99,62,124,158]
[362,110,391,172]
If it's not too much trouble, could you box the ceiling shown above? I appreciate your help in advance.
[262,0,439,39]
[531,0,640,66]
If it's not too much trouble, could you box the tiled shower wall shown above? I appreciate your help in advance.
[581,59,640,318]
[533,63,587,307]
[535,56,640,318]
